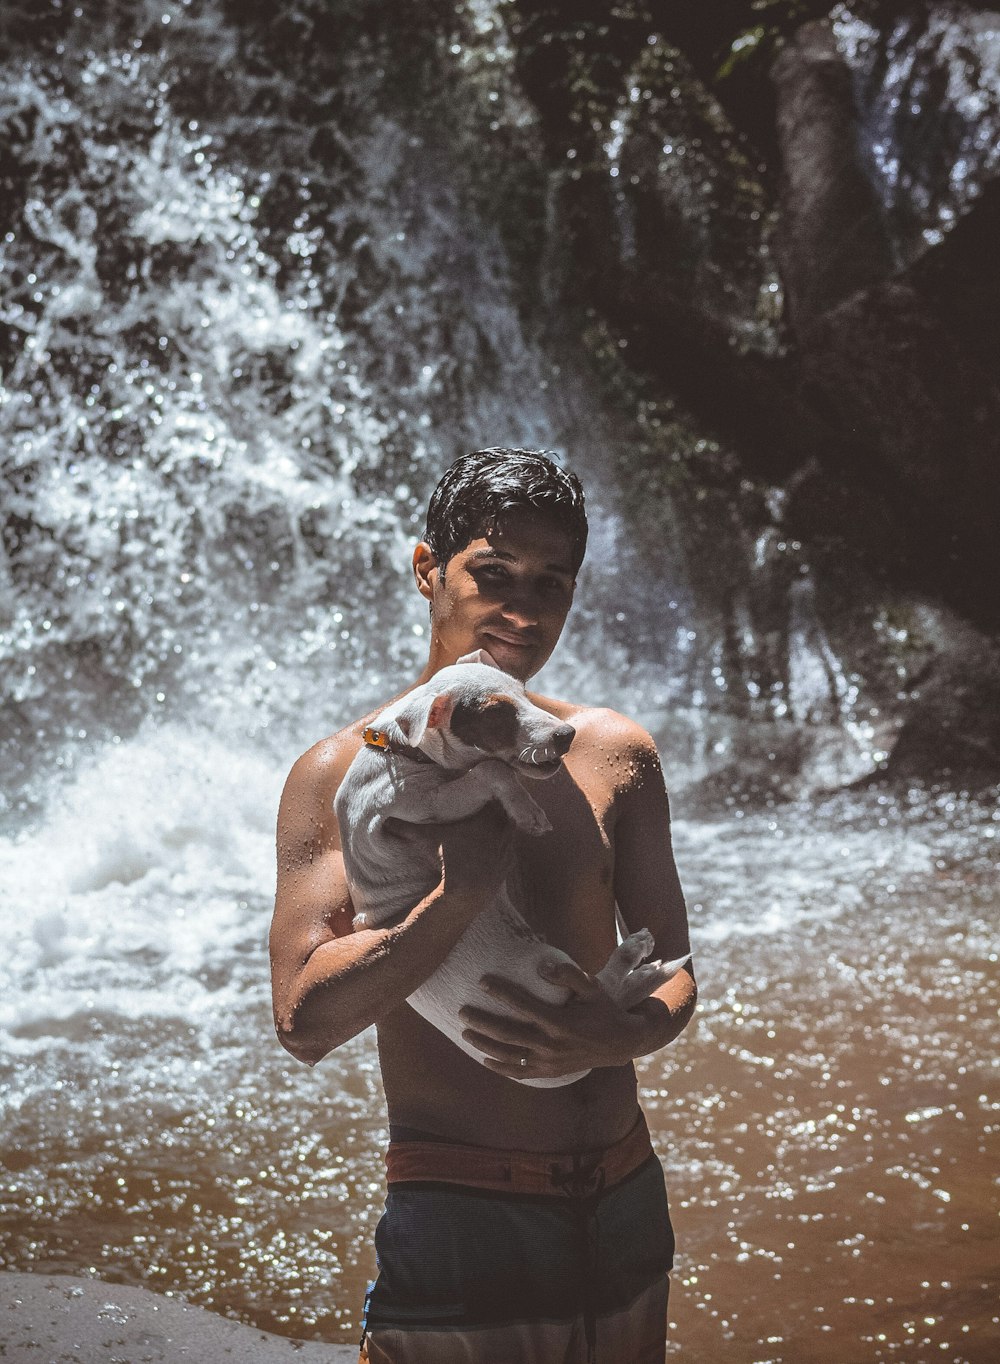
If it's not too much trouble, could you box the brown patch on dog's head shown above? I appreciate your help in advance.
[450,693,520,753]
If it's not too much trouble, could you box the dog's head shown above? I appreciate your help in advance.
[382,651,575,779]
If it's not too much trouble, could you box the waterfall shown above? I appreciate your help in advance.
[834,3,1000,261]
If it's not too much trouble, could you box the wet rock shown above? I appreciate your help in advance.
[606,40,780,353]
[772,17,1000,630]
[880,629,1000,787]
[796,275,1000,626]
[772,19,894,331]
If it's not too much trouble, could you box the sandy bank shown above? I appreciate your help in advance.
[0,1272,357,1362]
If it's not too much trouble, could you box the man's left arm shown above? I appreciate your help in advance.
[607,725,696,1057]
[459,722,696,1080]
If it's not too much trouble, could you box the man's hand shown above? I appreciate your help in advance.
[458,959,663,1081]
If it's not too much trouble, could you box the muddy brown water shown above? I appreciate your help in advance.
[1,788,997,1362]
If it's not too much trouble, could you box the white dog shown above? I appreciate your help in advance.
[334,651,688,1087]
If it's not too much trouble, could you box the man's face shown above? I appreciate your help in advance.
[417,508,578,681]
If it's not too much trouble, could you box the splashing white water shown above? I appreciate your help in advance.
[0,723,282,1051]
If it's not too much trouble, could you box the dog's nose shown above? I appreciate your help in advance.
[551,724,575,755]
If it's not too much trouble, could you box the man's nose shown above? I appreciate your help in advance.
[551,724,575,755]
[500,583,542,626]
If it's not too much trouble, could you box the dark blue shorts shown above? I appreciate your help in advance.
[359,1114,674,1364]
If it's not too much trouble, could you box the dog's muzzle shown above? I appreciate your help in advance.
[517,724,575,773]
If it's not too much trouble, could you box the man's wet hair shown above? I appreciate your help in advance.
[424,448,588,577]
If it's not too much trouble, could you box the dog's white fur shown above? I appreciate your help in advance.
[334,651,689,1087]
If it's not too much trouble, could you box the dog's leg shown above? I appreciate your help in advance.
[595,928,655,997]
[391,760,550,836]
[596,930,691,1010]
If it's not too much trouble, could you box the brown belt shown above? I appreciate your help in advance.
[384,1111,654,1197]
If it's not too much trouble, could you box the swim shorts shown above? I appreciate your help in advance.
[358,1112,674,1364]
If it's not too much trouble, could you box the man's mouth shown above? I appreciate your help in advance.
[482,630,535,651]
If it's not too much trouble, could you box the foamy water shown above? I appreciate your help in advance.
[0,726,278,1045]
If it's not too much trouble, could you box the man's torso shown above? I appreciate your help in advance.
[339,692,644,1152]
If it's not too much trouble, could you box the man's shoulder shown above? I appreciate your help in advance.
[526,698,660,774]
[534,696,656,754]
[284,706,381,799]
[581,705,655,744]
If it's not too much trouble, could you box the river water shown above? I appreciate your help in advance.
[1,4,998,1362]
[1,753,997,1361]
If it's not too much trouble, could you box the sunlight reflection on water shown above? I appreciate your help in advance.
[2,748,997,1356]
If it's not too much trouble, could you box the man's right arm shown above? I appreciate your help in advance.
[268,734,509,1066]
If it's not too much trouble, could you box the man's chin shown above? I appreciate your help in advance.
[479,635,540,680]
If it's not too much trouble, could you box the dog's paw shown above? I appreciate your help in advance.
[484,766,552,834]
[608,951,690,1008]
[596,931,680,1005]
[626,958,669,989]
[600,957,666,1009]
[616,928,655,969]
[513,803,552,836]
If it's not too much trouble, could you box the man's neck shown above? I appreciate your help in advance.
[412,654,449,689]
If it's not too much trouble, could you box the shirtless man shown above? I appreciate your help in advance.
[269,449,696,1364]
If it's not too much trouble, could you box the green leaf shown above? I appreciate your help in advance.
[715,26,767,84]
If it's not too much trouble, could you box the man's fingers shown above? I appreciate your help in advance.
[461,1027,536,1061]
[478,976,558,1019]
[459,1009,542,1046]
[480,1055,537,1078]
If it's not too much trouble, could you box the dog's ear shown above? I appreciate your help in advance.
[389,693,428,747]
[456,649,503,670]
[392,691,453,748]
[425,693,455,730]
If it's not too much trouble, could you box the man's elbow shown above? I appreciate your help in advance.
[272,984,361,1064]
[271,985,334,1066]
[274,1017,330,1068]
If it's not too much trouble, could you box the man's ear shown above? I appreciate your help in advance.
[456,649,503,670]
[413,542,438,603]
